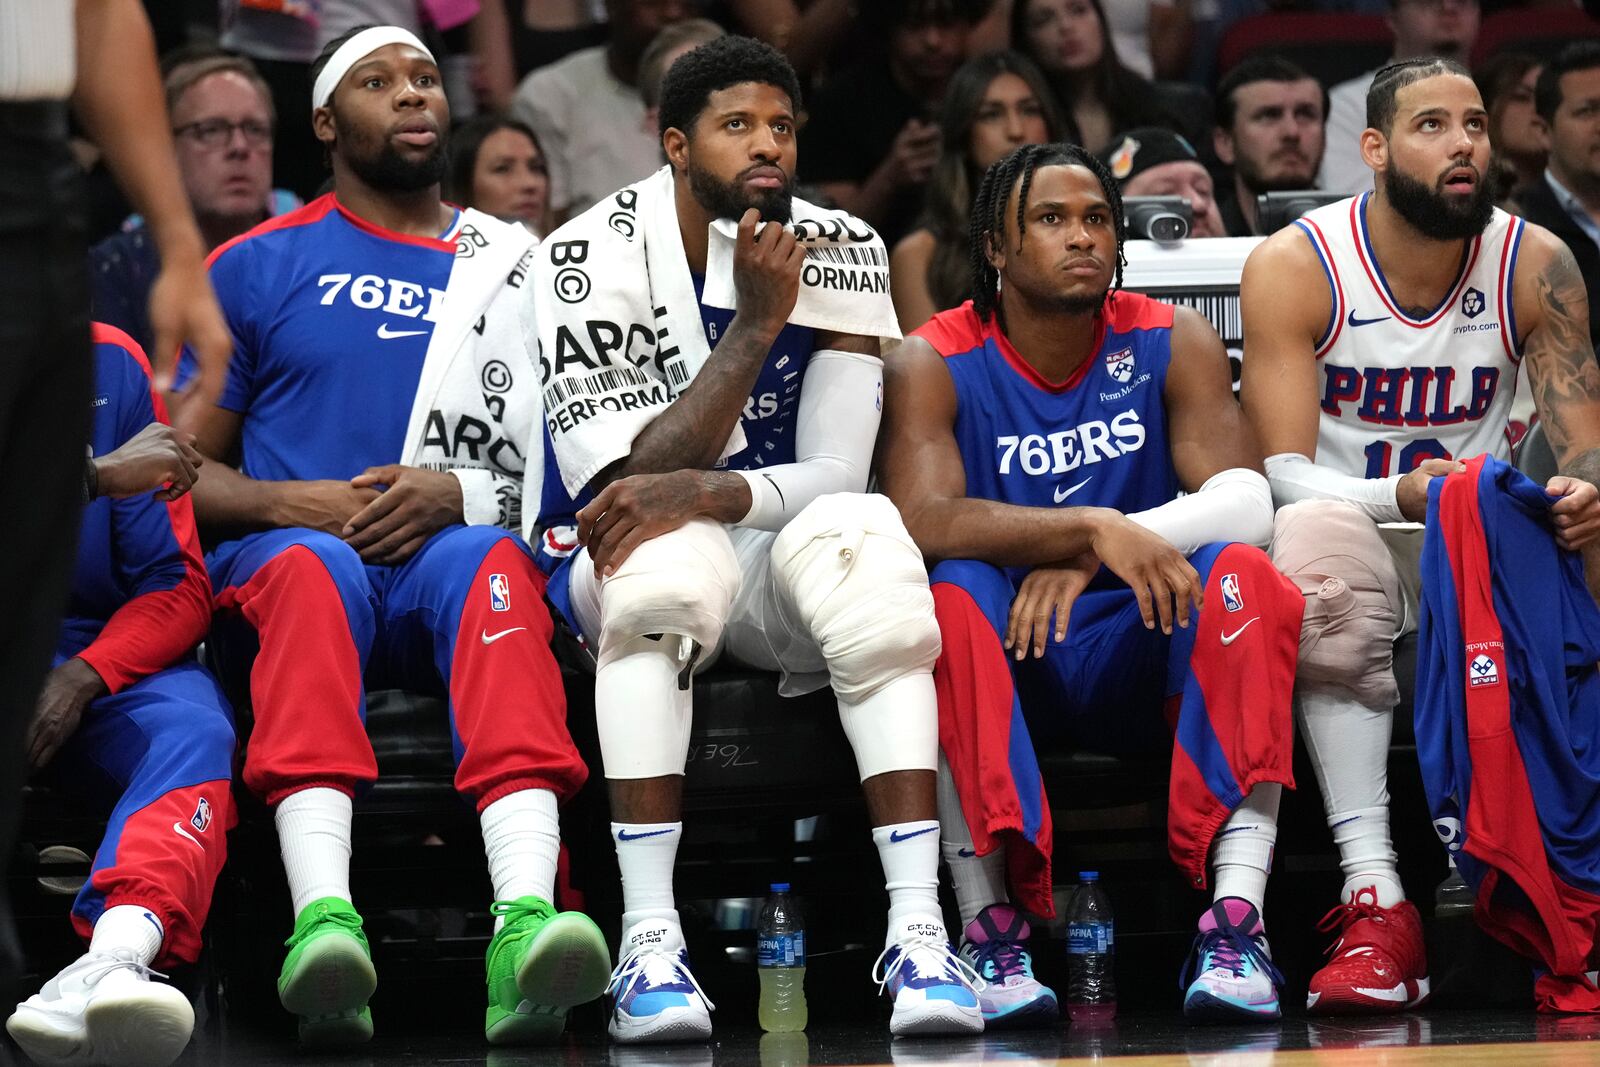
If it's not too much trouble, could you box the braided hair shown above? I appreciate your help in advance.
[968,142,1126,320]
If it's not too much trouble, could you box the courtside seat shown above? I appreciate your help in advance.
[1215,13,1390,90]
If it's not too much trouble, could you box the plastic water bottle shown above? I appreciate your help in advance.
[1066,871,1116,1024]
[1435,857,1475,918]
[758,883,808,1032]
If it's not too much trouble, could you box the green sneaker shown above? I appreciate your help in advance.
[277,896,377,1047]
[484,896,611,1045]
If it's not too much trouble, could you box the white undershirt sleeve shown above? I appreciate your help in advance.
[733,349,883,531]
[1125,467,1274,554]
[1264,452,1405,524]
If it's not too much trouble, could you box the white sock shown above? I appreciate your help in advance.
[481,788,561,931]
[873,820,943,934]
[1211,784,1281,916]
[275,787,354,919]
[614,820,682,938]
[90,905,163,966]
[1298,690,1405,904]
[937,757,1007,928]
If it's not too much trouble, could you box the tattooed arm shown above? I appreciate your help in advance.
[1516,226,1600,550]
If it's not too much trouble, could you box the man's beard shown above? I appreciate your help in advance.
[1383,159,1494,240]
[345,131,451,192]
[688,161,793,223]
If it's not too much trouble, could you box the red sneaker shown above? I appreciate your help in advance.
[1306,887,1430,1015]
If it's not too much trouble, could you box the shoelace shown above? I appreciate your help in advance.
[283,904,365,949]
[607,945,716,1012]
[1179,926,1284,990]
[872,935,987,996]
[69,950,168,988]
[968,938,1030,982]
[490,898,555,933]
[1315,898,1389,958]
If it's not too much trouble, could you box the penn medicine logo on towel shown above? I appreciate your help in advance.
[191,797,213,834]
[1221,573,1244,613]
[1468,652,1500,688]
[489,573,511,612]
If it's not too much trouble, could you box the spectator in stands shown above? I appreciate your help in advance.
[448,115,551,235]
[800,0,990,246]
[1475,51,1545,206]
[891,50,1065,331]
[1012,0,1211,156]
[511,0,696,223]
[1319,0,1480,194]
[638,17,727,138]
[90,54,281,356]
[1213,56,1328,236]
[1102,126,1226,237]
[1520,41,1600,347]
[6,325,230,1067]
[1106,0,1194,81]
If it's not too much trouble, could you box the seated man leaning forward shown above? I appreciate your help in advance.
[531,36,981,1042]
[879,142,1306,1025]
[177,25,608,1048]
[7,325,234,1067]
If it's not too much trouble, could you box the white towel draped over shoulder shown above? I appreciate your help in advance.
[532,165,901,499]
[399,210,544,532]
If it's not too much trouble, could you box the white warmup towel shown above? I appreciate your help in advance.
[532,165,899,498]
[400,209,544,532]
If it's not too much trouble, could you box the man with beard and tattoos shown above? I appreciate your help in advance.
[175,26,609,1048]
[532,36,983,1042]
[1240,57,1600,1017]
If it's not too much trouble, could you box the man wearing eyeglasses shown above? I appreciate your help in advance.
[1319,0,1481,196]
[91,53,290,356]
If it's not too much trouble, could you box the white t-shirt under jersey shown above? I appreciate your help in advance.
[1293,192,1524,479]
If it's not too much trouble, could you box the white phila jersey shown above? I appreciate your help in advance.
[1293,192,1524,478]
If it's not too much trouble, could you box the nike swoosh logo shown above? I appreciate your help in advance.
[889,826,939,843]
[1054,477,1092,504]
[617,828,676,841]
[481,627,526,645]
[957,848,977,858]
[1352,985,1408,1002]
[1220,617,1260,645]
[377,323,426,339]
[172,822,202,849]
[1347,310,1391,328]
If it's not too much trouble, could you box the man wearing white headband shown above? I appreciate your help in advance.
[174,25,609,1048]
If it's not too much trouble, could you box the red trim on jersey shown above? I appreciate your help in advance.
[333,196,458,252]
[910,301,985,356]
[1496,217,1523,365]
[1350,196,1480,328]
[205,195,339,268]
[990,311,1105,394]
[1300,217,1345,359]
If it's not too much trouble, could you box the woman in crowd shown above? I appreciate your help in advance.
[448,114,552,235]
[890,50,1064,332]
[1475,51,1546,209]
[1012,0,1207,155]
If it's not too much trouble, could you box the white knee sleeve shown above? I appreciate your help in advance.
[594,518,740,669]
[591,520,739,780]
[1270,500,1403,709]
[838,672,939,779]
[770,493,942,700]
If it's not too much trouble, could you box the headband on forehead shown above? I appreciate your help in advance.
[312,26,435,115]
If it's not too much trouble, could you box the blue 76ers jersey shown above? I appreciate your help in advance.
[177,194,462,482]
[912,292,1180,519]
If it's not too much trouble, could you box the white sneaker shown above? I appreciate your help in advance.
[606,922,714,1044]
[7,950,194,1067]
[872,916,985,1037]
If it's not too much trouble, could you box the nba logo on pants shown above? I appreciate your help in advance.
[1221,573,1244,612]
[191,797,212,834]
[489,573,511,612]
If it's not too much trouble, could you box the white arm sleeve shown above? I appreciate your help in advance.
[1125,467,1274,554]
[733,349,882,532]
[1264,452,1405,524]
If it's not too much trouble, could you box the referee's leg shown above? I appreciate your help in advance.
[0,101,94,995]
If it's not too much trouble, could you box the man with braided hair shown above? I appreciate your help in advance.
[880,142,1306,1023]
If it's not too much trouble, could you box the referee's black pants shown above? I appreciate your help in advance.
[0,102,93,996]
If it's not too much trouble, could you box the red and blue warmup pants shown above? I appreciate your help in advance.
[47,654,236,969]
[207,524,585,811]
[931,543,1301,917]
